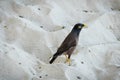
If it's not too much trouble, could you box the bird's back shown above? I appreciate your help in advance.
[56,32,78,55]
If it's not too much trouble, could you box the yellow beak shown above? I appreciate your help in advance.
[83,24,88,28]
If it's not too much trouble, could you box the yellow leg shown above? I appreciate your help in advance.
[64,54,68,63]
[64,57,71,66]
[67,58,71,66]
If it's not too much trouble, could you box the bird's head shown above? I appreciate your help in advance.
[73,23,87,30]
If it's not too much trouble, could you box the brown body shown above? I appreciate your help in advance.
[49,23,86,65]
[57,31,79,57]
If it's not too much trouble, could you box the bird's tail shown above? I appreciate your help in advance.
[49,54,58,64]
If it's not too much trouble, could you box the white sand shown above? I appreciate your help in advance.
[0,0,120,80]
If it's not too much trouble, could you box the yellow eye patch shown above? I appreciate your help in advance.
[78,26,81,29]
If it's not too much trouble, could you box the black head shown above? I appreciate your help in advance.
[73,23,85,30]
[71,23,86,35]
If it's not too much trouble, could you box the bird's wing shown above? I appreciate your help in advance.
[57,33,77,54]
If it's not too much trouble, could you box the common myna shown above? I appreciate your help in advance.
[49,23,87,65]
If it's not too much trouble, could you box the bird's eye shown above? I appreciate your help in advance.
[78,26,81,29]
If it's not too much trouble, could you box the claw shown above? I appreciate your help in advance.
[64,54,71,66]
[68,59,71,66]
[65,58,71,66]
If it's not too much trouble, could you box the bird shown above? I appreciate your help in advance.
[49,23,87,65]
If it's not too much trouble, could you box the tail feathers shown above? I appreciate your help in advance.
[49,55,58,64]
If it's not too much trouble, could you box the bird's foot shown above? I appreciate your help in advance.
[65,58,71,66]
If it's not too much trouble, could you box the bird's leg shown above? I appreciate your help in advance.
[65,58,70,64]
[64,54,68,63]
[65,54,71,66]
[68,55,71,66]
[67,58,71,66]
